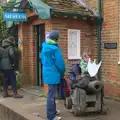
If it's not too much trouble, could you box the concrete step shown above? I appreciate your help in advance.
[0,90,45,120]
[0,89,120,120]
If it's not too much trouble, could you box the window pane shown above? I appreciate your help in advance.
[68,29,80,59]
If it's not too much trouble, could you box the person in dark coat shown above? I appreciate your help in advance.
[0,36,23,98]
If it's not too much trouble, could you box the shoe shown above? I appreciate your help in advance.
[3,89,12,98]
[53,116,62,120]
[13,89,23,98]
[56,110,60,115]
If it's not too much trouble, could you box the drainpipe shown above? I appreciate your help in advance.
[97,0,102,80]
[98,1,104,110]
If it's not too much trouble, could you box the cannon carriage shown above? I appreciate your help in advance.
[64,62,104,116]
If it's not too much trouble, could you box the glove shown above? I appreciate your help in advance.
[76,75,81,81]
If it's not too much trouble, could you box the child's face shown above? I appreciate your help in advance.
[83,54,90,62]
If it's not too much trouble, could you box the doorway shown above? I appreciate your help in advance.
[35,24,45,86]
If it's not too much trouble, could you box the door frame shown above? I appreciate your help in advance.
[35,24,45,86]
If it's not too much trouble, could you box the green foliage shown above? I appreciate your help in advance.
[0,0,17,43]
[16,71,23,89]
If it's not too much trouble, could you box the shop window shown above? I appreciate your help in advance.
[68,29,80,60]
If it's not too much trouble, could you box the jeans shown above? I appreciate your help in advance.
[47,84,57,120]
[3,70,16,89]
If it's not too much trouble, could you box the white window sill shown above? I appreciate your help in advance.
[68,57,81,60]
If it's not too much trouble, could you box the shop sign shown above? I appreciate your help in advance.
[4,12,27,22]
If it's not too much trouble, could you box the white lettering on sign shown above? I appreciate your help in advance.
[5,14,26,19]
[4,12,27,22]
[12,15,17,19]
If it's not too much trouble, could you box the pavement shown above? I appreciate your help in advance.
[0,87,120,120]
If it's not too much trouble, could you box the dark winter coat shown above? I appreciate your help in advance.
[0,39,19,70]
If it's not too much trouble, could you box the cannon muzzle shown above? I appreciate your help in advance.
[88,81,104,92]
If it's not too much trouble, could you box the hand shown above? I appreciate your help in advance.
[76,75,81,80]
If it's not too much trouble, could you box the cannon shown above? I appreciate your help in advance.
[87,80,104,93]
[65,80,104,116]
[64,62,104,116]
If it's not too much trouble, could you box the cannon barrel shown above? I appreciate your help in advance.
[87,81,104,92]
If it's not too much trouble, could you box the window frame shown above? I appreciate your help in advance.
[68,29,81,60]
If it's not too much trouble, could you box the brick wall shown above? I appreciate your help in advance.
[102,0,120,97]
[52,17,97,74]
[0,0,7,4]
[18,16,97,88]
[18,0,120,98]
[18,23,31,85]
[86,0,120,97]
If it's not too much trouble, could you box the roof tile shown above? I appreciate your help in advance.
[43,0,96,16]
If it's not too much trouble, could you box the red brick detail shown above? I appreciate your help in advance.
[104,83,120,98]
[86,0,120,97]
[0,0,7,4]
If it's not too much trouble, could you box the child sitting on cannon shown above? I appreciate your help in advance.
[69,49,103,93]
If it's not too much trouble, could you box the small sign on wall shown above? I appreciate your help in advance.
[46,32,50,41]
[104,43,117,49]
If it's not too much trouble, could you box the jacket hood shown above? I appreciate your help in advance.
[42,42,58,54]
[2,39,14,48]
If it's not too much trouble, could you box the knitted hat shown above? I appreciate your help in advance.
[48,30,59,41]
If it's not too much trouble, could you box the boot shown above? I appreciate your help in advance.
[13,89,23,98]
[3,89,12,98]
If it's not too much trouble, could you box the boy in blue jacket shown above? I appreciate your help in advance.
[40,30,66,120]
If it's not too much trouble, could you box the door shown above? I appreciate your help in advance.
[35,24,45,86]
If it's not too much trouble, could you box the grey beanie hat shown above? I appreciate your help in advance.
[48,30,59,41]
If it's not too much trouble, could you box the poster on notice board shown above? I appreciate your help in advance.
[46,32,50,42]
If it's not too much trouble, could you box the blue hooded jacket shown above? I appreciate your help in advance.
[40,42,66,85]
